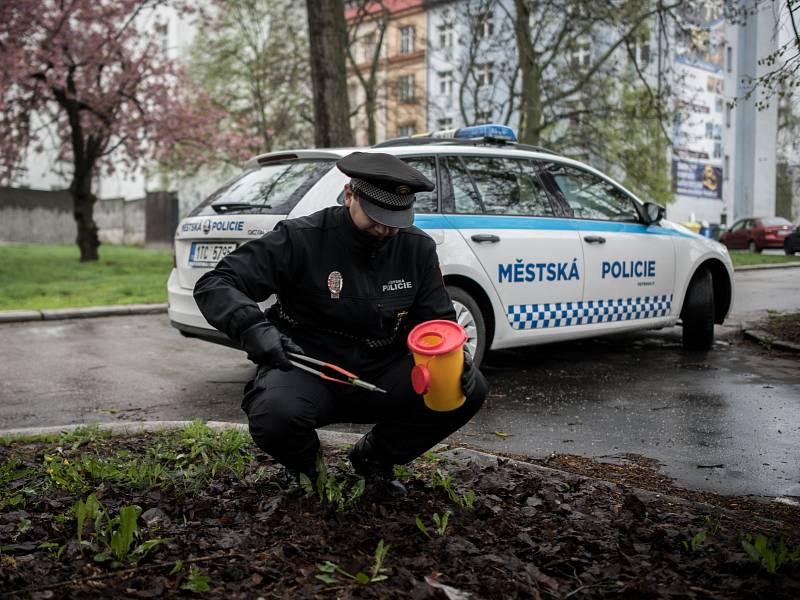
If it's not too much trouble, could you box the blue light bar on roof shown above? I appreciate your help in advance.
[431,123,518,142]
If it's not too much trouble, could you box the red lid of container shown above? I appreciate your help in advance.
[407,320,467,356]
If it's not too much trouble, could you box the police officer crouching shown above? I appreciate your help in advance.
[194,152,488,497]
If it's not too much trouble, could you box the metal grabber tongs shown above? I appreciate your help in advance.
[286,352,387,394]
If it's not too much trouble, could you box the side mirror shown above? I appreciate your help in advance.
[642,202,665,225]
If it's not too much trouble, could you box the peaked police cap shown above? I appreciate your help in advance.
[337,152,435,228]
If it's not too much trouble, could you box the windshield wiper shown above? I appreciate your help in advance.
[211,202,272,214]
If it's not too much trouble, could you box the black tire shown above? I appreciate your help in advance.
[748,240,760,253]
[681,268,714,351]
[447,285,487,367]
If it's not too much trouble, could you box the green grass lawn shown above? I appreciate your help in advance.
[729,251,800,267]
[0,244,172,310]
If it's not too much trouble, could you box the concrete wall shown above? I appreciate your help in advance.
[0,187,75,244]
[0,187,146,246]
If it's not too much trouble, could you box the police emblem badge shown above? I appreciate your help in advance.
[327,271,343,299]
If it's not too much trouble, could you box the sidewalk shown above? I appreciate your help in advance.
[0,303,167,323]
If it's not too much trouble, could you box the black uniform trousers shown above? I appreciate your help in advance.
[242,354,487,472]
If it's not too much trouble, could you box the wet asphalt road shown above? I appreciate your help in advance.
[0,268,798,499]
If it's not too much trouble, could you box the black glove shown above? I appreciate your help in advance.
[239,320,303,371]
[461,350,478,397]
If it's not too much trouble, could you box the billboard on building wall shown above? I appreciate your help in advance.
[671,2,725,200]
[673,159,723,199]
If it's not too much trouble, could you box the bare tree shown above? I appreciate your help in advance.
[346,1,391,145]
[508,0,680,145]
[427,0,519,129]
[182,0,313,168]
[306,0,354,147]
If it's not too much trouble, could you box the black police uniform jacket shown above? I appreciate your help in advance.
[193,206,457,378]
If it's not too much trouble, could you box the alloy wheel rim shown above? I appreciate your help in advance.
[452,300,478,357]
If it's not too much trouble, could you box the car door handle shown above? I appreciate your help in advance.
[583,235,606,244]
[471,234,500,243]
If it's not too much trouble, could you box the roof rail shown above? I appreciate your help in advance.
[514,143,566,158]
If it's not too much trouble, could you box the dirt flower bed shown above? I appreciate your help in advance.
[1,424,798,599]
[760,312,800,346]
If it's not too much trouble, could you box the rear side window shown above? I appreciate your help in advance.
[442,156,483,214]
[458,156,556,216]
[400,156,438,213]
[189,159,335,216]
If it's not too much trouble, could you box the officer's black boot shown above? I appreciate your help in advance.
[348,434,407,499]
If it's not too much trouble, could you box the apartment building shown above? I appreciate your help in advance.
[346,0,428,145]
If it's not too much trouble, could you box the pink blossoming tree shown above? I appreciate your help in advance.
[0,0,234,260]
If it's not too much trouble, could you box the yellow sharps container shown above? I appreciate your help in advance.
[407,320,467,412]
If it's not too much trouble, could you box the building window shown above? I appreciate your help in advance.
[438,23,453,49]
[438,70,453,97]
[475,11,494,39]
[725,103,731,127]
[398,123,415,137]
[726,45,732,73]
[475,110,493,122]
[713,142,722,159]
[724,154,729,180]
[570,42,591,69]
[398,74,416,103]
[399,26,415,54]
[437,117,453,129]
[363,32,377,62]
[476,62,494,87]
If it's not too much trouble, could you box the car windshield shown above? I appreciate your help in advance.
[761,217,791,227]
[189,159,335,216]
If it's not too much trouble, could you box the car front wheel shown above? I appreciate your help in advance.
[681,267,714,351]
[447,285,486,367]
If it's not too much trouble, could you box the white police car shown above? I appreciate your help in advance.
[168,125,734,365]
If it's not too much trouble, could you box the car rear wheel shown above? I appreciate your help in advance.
[447,285,486,367]
[681,267,714,351]
[748,240,760,253]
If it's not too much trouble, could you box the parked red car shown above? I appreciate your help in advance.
[719,216,794,252]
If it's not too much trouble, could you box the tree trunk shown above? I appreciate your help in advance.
[366,89,377,145]
[513,0,541,145]
[71,171,100,262]
[306,0,354,148]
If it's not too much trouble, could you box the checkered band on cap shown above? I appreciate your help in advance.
[351,178,415,211]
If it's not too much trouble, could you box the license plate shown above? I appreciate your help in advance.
[188,242,237,267]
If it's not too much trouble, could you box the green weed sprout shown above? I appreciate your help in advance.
[416,511,452,538]
[73,493,169,564]
[431,469,476,509]
[316,539,390,585]
[742,534,800,574]
[299,455,365,512]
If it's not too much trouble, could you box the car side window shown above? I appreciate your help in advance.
[543,162,640,222]
[458,156,556,216]
[442,156,482,213]
[729,221,743,232]
[400,156,438,213]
